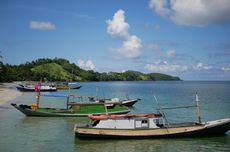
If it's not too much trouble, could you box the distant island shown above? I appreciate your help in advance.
[0,58,180,82]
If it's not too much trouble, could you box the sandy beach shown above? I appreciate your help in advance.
[0,83,22,106]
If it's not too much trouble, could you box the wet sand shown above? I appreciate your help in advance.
[0,83,22,106]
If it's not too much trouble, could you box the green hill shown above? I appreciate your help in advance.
[0,58,181,82]
[31,63,77,81]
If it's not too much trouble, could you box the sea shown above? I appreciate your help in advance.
[0,81,230,152]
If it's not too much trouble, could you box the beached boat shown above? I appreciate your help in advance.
[74,94,230,139]
[11,93,130,117]
[89,97,140,107]
[16,84,57,92]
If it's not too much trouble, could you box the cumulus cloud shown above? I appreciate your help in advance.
[30,21,56,30]
[106,9,130,38]
[114,35,142,58]
[107,9,142,59]
[77,59,95,71]
[149,0,171,17]
[149,0,230,26]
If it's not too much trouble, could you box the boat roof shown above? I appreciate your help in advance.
[88,113,163,121]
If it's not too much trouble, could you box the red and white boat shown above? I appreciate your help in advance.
[74,94,230,139]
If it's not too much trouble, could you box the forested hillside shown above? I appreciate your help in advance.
[0,58,180,82]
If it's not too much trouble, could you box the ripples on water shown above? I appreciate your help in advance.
[0,81,230,152]
[75,137,230,152]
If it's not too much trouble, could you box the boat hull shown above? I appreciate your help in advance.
[11,103,130,117]
[121,99,140,107]
[56,85,81,90]
[74,118,230,139]
[16,86,57,92]
[91,98,140,107]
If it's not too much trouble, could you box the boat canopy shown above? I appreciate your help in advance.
[88,113,163,121]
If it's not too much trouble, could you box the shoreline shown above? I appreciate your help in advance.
[0,83,22,106]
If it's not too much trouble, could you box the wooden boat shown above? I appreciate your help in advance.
[74,115,230,139]
[11,93,130,117]
[120,98,140,107]
[55,82,82,90]
[74,94,230,139]
[89,97,140,107]
[16,84,57,92]
[56,85,81,90]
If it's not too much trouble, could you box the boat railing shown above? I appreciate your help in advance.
[154,93,203,126]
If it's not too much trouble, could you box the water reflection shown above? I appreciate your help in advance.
[74,136,230,152]
[1,81,230,152]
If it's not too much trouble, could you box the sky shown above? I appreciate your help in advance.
[0,0,230,80]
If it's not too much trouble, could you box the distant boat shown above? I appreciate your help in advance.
[74,93,230,139]
[89,97,140,107]
[11,93,130,117]
[16,84,57,92]
[55,82,82,90]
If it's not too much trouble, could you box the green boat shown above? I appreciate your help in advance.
[11,93,130,117]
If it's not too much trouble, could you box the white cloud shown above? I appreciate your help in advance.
[194,62,213,70]
[149,0,230,26]
[145,64,188,73]
[106,9,130,38]
[145,60,188,73]
[114,35,142,58]
[144,60,214,73]
[149,0,171,17]
[77,59,95,71]
[221,67,230,72]
[77,59,85,68]
[167,50,176,58]
[107,9,142,59]
[30,21,56,30]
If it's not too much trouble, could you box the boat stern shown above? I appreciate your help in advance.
[204,118,230,134]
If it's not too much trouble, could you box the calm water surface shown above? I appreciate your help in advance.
[0,81,230,152]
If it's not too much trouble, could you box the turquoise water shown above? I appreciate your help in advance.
[0,81,230,152]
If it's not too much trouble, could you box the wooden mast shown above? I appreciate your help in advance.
[35,79,42,109]
[104,102,109,115]
[153,95,170,128]
[195,92,202,123]
[154,93,202,124]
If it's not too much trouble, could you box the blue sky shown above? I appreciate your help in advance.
[1,0,230,80]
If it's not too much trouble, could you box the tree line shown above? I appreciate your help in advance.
[0,58,180,82]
